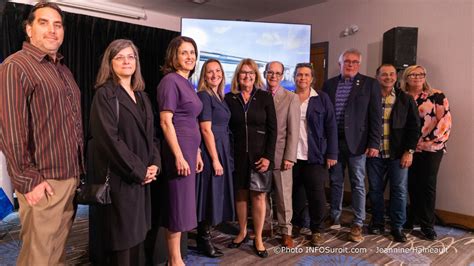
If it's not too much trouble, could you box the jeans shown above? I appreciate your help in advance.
[367,157,408,229]
[329,138,366,226]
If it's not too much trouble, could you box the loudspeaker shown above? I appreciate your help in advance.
[382,27,418,69]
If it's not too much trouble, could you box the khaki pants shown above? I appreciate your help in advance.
[264,169,293,235]
[16,178,77,266]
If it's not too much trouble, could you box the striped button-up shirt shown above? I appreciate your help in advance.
[0,42,84,194]
[335,77,353,135]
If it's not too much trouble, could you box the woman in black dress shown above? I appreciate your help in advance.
[225,58,277,258]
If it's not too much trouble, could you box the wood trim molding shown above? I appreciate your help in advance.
[436,209,474,229]
[327,189,474,229]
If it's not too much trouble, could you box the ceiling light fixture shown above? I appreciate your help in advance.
[191,0,209,4]
[49,0,146,19]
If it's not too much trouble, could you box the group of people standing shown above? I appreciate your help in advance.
[0,2,452,266]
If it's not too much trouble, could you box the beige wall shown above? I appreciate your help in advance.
[261,0,474,216]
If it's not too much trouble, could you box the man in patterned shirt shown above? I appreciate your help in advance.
[0,2,83,264]
[366,64,420,242]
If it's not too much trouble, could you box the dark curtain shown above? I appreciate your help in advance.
[0,2,179,137]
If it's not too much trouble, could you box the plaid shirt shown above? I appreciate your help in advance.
[379,88,396,158]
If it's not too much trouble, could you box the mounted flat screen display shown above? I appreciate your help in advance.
[181,18,311,92]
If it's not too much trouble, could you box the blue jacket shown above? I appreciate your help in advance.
[306,91,338,164]
[322,73,382,155]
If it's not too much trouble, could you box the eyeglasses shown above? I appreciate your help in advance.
[239,71,256,76]
[113,55,136,62]
[343,60,360,65]
[265,71,283,77]
[407,73,426,79]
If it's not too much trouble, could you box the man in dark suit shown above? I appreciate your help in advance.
[367,64,420,243]
[322,48,382,242]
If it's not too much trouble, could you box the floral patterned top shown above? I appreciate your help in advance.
[413,89,452,152]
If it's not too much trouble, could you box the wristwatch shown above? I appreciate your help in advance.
[407,149,415,154]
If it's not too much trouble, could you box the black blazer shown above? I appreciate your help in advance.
[388,88,421,159]
[88,80,161,251]
[322,73,382,155]
[225,88,277,167]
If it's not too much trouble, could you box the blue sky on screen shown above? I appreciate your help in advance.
[181,18,311,91]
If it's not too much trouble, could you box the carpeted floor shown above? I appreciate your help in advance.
[1,205,473,265]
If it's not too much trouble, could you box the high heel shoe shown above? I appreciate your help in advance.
[253,239,268,258]
[227,233,248,248]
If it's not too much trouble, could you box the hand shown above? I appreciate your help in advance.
[196,152,204,174]
[213,160,224,176]
[365,148,379,158]
[255,158,270,173]
[282,160,294,171]
[25,181,54,206]
[400,152,413,168]
[326,159,337,169]
[142,165,158,185]
[176,156,191,176]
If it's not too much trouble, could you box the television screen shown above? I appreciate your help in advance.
[181,18,312,92]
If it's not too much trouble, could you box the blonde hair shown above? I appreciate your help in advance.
[400,65,432,95]
[230,58,264,94]
[197,59,225,99]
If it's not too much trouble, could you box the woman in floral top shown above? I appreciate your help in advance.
[400,65,452,241]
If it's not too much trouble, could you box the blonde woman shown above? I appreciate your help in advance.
[195,59,235,257]
[224,58,277,258]
[401,65,452,241]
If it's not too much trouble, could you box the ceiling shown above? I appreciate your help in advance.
[106,0,326,20]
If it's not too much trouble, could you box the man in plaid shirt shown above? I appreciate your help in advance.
[366,64,420,242]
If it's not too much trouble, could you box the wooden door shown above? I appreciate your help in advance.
[310,42,329,91]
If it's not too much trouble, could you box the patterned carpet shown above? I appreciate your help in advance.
[1,205,473,265]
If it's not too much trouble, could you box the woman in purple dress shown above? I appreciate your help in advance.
[156,36,203,266]
[195,59,235,257]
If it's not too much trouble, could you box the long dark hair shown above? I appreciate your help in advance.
[161,36,198,78]
[95,39,145,91]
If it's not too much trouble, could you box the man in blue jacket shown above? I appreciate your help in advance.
[322,48,382,242]
[367,64,420,242]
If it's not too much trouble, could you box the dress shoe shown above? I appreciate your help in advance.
[281,234,294,248]
[347,225,364,242]
[390,229,407,243]
[368,223,385,235]
[421,227,437,241]
[253,239,268,258]
[310,233,325,246]
[227,234,248,248]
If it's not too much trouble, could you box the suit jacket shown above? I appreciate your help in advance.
[388,88,421,159]
[269,86,300,169]
[88,80,161,252]
[225,88,277,167]
[322,73,382,155]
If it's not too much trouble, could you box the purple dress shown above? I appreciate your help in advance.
[157,72,202,232]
